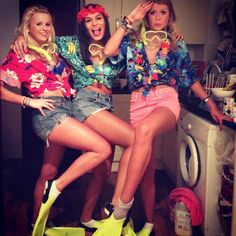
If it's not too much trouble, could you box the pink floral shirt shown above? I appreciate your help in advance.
[0,50,75,98]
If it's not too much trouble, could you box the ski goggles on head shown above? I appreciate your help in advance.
[88,43,105,61]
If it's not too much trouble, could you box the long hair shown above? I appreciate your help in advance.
[17,5,55,45]
[78,4,111,65]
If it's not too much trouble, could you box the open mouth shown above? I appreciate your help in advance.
[92,28,102,37]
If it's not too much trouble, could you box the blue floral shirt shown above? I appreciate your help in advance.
[116,35,198,96]
[55,36,123,90]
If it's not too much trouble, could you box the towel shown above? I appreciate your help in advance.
[169,187,203,226]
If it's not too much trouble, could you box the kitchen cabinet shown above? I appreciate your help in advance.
[85,0,212,44]
[172,0,209,44]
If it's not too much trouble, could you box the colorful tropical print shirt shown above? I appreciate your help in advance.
[0,51,74,98]
[116,36,198,96]
[55,36,123,90]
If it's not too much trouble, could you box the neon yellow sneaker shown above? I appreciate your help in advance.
[44,226,85,236]
[122,222,136,236]
[32,181,55,236]
[136,228,152,236]
[93,213,125,236]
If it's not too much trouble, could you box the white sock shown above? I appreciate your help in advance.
[113,198,134,220]
[81,219,98,228]
[142,222,154,232]
[49,180,61,200]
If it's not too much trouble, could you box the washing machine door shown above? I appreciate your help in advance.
[179,134,200,187]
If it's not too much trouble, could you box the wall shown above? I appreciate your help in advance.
[0,0,22,159]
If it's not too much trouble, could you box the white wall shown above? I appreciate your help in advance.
[0,0,22,159]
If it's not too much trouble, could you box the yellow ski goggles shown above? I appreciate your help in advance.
[89,44,105,60]
[142,30,167,47]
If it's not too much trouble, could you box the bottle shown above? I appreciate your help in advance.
[174,201,192,236]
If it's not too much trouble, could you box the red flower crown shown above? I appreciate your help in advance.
[77,5,109,23]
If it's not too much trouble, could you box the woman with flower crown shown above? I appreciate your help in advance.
[91,0,232,235]
[0,5,115,236]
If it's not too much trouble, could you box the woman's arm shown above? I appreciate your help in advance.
[1,81,25,105]
[190,81,232,129]
[1,81,56,116]
[104,2,153,56]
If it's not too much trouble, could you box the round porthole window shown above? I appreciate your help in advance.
[179,135,200,187]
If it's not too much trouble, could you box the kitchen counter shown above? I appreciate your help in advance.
[180,95,236,131]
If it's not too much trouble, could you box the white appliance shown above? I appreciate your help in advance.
[177,108,235,236]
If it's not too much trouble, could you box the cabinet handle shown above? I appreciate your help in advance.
[115,18,120,30]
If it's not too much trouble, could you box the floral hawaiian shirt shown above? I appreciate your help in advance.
[0,51,74,98]
[55,36,124,90]
[117,36,198,96]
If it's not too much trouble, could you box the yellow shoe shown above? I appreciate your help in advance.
[32,181,55,236]
[44,226,85,236]
[136,228,152,236]
[93,213,125,236]
[122,222,136,236]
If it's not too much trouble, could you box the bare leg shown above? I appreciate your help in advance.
[33,144,65,222]
[81,110,134,219]
[121,107,176,204]
[80,148,114,222]
[48,118,112,192]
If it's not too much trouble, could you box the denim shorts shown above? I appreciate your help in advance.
[72,88,114,122]
[32,96,74,141]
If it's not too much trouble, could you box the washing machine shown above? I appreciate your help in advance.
[177,108,235,236]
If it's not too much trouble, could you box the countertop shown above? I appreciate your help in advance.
[180,95,236,131]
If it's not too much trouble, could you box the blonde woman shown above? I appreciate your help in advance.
[1,5,112,236]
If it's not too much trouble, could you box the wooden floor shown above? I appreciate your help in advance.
[2,158,177,236]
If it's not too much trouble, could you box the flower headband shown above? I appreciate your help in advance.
[77,5,109,23]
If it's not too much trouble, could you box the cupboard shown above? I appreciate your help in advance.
[85,0,214,44]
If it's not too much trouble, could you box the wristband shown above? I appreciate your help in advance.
[120,15,132,32]
[203,96,211,103]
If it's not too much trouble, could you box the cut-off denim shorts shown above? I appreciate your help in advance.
[72,88,114,122]
[32,96,74,142]
[130,86,180,128]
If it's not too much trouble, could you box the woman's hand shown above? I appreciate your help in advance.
[209,104,233,130]
[173,28,184,41]
[127,1,153,24]
[11,35,28,58]
[28,98,56,116]
[172,23,184,41]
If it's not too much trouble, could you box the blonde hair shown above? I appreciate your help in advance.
[16,5,55,45]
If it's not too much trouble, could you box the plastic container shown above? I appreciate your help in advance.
[174,201,192,236]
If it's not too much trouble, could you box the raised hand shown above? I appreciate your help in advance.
[127,1,153,24]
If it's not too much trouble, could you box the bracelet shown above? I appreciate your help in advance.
[21,96,26,108]
[21,96,31,108]
[203,96,211,103]
[120,15,132,32]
